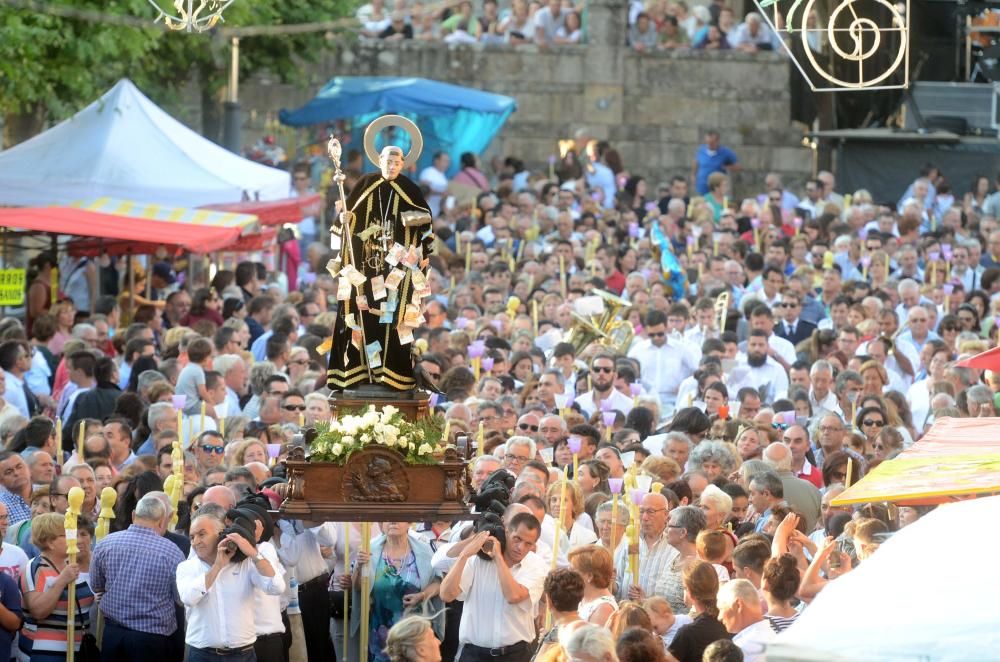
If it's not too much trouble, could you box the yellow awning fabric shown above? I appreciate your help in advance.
[71,197,259,231]
[831,417,1000,506]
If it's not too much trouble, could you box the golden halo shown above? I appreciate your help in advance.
[363,115,424,169]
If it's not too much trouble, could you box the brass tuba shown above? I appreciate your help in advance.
[715,291,730,335]
[564,289,635,355]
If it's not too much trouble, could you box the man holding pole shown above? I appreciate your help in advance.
[90,494,184,662]
[439,512,546,662]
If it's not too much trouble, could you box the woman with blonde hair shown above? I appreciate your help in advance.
[234,438,268,466]
[607,600,652,639]
[568,544,618,626]
[546,481,598,547]
[384,615,441,662]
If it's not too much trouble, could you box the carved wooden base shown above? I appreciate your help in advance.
[280,446,472,522]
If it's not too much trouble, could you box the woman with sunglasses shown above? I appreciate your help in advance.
[854,405,887,458]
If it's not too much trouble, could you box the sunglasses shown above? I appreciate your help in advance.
[200,444,225,455]
[647,332,665,338]
[862,419,885,427]
[592,366,614,373]
[284,404,307,411]
[518,423,540,432]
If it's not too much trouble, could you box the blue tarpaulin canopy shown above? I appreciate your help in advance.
[279,76,516,177]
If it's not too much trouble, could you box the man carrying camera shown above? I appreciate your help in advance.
[439,511,546,662]
[177,513,285,662]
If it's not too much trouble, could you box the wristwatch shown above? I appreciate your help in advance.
[253,552,265,563]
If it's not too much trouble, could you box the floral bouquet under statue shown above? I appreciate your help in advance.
[279,406,473,521]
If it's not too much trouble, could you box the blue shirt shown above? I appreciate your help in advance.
[90,524,185,636]
[250,330,273,362]
[0,572,21,660]
[694,144,738,194]
[0,489,30,526]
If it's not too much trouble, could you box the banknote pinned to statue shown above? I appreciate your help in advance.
[754,0,909,91]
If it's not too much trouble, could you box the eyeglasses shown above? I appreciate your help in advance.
[592,366,614,373]
[779,302,799,307]
[506,455,531,464]
[862,419,885,427]
[639,508,666,516]
[518,423,539,432]
[200,444,225,454]
[284,404,307,411]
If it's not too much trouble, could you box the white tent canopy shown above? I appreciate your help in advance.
[0,79,290,207]
[767,495,1000,662]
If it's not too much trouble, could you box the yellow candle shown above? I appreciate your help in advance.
[219,416,226,439]
[177,409,183,443]
[299,411,306,428]
[532,300,539,336]
[55,418,62,466]
[845,456,854,488]
[753,227,760,247]
[477,421,485,456]
[573,453,579,479]
[77,420,86,460]
[442,418,451,445]
[464,243,472,272]
[559,255,567,298]
[200,401,206,433]
[50,268,58,306]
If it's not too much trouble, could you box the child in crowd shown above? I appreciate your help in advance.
[696,529,732,583]
[643,596,691,649]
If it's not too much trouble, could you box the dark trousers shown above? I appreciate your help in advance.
[458,642,533,662]
[253,633,287,662]
[298,577,336,661]
[101,622,176,662]
[187,646,257,662]
[441,600,463,662]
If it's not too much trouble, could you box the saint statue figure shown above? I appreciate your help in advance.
[327,116,435,391]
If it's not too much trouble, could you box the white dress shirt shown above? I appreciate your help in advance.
[628,338,699,408]
[276,520,338,583]
[456,552,548,648]
[254,541,287,635]
[731,358,789,404]
[768,334,797,365]
[809,389,842,416]
[574,387,635,418]
[733,618,775,662]
[3,372,29,419]
[177,553,285,649]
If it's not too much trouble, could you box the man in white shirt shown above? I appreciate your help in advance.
[808,360,842,416]
[628,310,699,410]
[419,151,451,217]
[718,579,774,662]
[574,353,634,418]
[275,519,337,660]
[731,330,789,404]
[439,513,547,662]
[0,341,34,418]
[746,304,796,367]
[177,513,284,662]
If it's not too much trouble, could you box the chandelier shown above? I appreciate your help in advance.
[146,0,236,32]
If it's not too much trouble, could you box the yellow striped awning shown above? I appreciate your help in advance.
[70,197,259,232]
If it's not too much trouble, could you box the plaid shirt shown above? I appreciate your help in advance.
[90,524,185,635]
[0,489,30,525]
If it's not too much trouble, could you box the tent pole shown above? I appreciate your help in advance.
[127,252,135,326]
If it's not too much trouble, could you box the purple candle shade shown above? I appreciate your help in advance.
[751,217,761,229]
[481,357,495,372]
[928,251,940,262]
[171,394,187,410]
[599,398,613,412]
[608,478,624,494]
[548,154,557,165]
[793,216,803,228]
[567,435,583,454]
[861,255,872,268]
[602,411,616,427]
[428,393,440,408]
[630,383,642,397]
[628,222,640,238]
[629,488,646,506]
[943,283,954,295]
[468,341,486,359]
[686,235,696,246]
[267,443,281,459]
[490,320,503,331]
[942,244,953,259]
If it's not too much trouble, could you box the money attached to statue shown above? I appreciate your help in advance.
[326,116,435,391]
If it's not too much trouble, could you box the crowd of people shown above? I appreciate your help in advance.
[352,0,787,51]
[0,127,990,662]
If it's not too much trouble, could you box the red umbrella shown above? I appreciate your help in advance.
[955,345,1000,370]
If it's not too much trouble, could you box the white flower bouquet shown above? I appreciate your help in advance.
[309,405,446,465]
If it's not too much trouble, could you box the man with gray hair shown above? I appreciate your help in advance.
[808,359,842,415]
[471,455,502,492]
[213,353,247,418]
[90,493,186,661]
[762,442,820,531]
[502,436,537,477]
[967,384,995,417]
[565,624,617,662]
[718,578,774,661]
[137,402,179,456]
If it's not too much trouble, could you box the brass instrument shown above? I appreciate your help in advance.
[564,289,635,355]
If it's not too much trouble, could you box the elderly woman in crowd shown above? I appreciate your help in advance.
[384,615,441,662]
[352,522,442,662]
[594,499,630,552]
[546,480,598,547]
[686,439,739,481]
[20,512,95,661]
[655,505,706,613]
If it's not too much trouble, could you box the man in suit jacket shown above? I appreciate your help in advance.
[775,291,816,347]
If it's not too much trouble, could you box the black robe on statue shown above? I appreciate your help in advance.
[327,172,434,391]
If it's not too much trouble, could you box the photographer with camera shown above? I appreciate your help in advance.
[438,512,546,662]
[177,512,285,662]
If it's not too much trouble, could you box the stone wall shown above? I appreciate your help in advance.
[232,0,811,196]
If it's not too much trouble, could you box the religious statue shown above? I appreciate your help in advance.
[326,116,435,391]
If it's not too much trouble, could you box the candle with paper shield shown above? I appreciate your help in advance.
[635,474,653,493]
[468,340,485,381]
[64,486,84,662]
[567,435,582,478]
[942,244,952,281]
[608,478,624,556]
[943,283,954,313]
[630,383,641,406]
[627,487,643,588]
[928,250,940,283]
[686,234,695,258]
[602,411,616,442]
[481,357,495,374]
[750,217,761,248]
[267,443,281,468]
[793,216,802,236]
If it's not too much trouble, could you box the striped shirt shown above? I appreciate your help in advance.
[18,556,94,660]
[89,524,185,636]
[613,531,680,601]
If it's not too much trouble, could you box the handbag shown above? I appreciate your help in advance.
[73,588,100,662]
